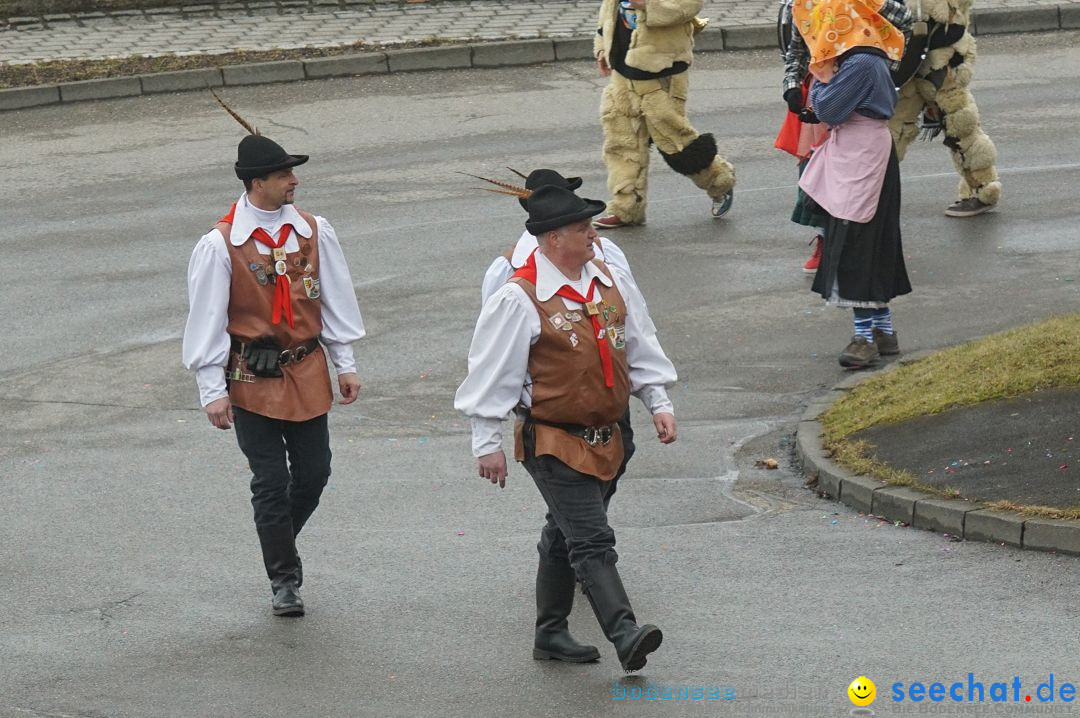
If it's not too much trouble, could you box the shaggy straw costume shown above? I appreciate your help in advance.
[595,0,735,224]
[889,0,1001,210]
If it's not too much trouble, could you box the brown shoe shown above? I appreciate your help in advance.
[873,328,900,355]
[838,335,880,369]
[944,197,994,217]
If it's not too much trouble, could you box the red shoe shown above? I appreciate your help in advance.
[802,235,823,274]
[592,214,638,229]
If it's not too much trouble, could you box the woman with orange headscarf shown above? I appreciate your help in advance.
[794,0,912,369]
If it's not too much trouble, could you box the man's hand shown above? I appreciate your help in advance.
[597,52,611,77]
[478,450,508,488]
[338,372,361,405]
[653,412,677,444]
[205,397,234,430]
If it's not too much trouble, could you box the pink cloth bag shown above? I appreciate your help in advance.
[798,113,891,223]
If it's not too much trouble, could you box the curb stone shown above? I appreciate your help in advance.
[1063,5,1080,29]
[838,474,885,514]
[1022,518,1080,555]
[139,67,223,93]
[721,23,774,50]
[964,510,1025,547]
[303,52,387,79]
[973,6,1061,34]
[59,75,141,101]
[872,486,928,525]
[386,45,471,72]
[0,83,59,110]
[222,59,305,85]
[795,356,1080,557]
[912,498,976,535]
[471,39,554,67]
[553,37,594,61]
[0,6,1075,112]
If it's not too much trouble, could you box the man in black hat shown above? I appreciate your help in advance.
[182,132,366,617]
[480,169,636,304]
[455,185,678,671]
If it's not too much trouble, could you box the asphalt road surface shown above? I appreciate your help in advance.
[3,31,1080,718]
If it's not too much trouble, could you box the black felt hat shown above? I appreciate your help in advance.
[525,185,606,236]
[518,169,583,210]
[234,134,309,181]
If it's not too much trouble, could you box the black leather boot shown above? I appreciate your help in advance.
[581,562,661,671]
[256,523,304,617]
[533,557,600,663]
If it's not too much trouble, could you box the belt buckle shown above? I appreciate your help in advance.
[598,426,613,446]
[278,349,293,366]
[294,344,309,362]
[584,427,599,447]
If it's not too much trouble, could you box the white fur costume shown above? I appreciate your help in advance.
[889,0,1002,207]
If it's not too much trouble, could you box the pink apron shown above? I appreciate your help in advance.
[798,113,891,223]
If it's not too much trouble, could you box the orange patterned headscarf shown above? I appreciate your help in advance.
[792,0,905,82]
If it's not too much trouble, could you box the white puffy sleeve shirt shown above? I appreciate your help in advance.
[455,254,676,457]
[182,209,365,407]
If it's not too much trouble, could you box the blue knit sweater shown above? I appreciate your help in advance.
[809,50,897,126]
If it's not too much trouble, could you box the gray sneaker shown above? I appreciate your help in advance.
[873,328,900,355]
[944,197,994,217]
[838,336,880,369]
[711,190,734,219]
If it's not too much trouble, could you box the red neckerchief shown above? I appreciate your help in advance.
[221,202,295,328]
[512,251,615,388]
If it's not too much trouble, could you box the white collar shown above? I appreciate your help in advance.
[534,250,613,302]
[227,192,313,246]
[511,231,608,269]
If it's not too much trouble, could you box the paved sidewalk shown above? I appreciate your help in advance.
[3,0,1079,65]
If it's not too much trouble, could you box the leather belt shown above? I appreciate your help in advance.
[230,337,320,366]
[528,417,617,447]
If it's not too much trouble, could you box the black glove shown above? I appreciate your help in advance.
[244,336,283,378]
[784,87,803,114]
[799,108,821,124]
[927,21,966,49]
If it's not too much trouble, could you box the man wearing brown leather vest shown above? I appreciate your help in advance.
[182,133,365,617]
[455,185,678,671]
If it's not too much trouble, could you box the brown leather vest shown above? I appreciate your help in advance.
[219,208,333,422]
[511,261,631,481]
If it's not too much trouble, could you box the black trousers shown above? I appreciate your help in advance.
[233,406,332,535]
[523,412,635,584]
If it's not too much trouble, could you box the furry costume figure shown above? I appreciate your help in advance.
[595,0,735,224]
[889,0,1002,209]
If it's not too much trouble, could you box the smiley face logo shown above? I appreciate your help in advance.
[848,676,876,707]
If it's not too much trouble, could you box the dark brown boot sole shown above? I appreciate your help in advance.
[532,647,601,663]
[272,604,305,617]
[621,625,663,671]
[838,355,879,369]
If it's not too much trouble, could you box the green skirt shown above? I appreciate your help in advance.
[791,155,828,229]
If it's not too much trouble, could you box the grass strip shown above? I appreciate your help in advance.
[819,314,1080,514]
